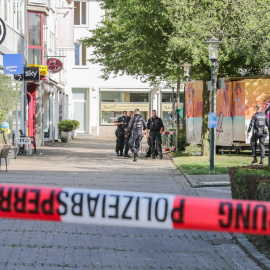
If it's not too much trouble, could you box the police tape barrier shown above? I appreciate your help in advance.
[1,183,270,235]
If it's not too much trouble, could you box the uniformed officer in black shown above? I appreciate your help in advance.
[146,110,164,159]
[126,108,147,161]
[123,111,132,157]
[114,111,127,156]
[247,104,269,164]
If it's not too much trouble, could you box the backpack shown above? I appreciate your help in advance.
[133,115,143,130]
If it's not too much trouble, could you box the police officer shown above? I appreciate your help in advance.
[114,111,127,156]
[146,110,164,159]
[123,111,132,157]
[247,104,269,164]
[126,108,147,162]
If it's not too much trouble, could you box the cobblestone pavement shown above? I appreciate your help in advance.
[0,136,262,269]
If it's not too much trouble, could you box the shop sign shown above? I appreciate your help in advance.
[3,54,23,74]
[162,104,172,112]
[14,67,40,81]
[47,58,63,73]
[0,18,6,45]
[101,103,149,112]
[28,64,47,75]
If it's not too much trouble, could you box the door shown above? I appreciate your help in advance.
[72,88,88,133]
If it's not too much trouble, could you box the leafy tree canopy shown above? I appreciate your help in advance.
[82,0,270,83]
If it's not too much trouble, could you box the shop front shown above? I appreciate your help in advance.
[99,89,150,137]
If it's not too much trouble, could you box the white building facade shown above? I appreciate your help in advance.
[65,0,182,137]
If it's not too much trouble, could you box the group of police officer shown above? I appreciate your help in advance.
[115,109,164,162]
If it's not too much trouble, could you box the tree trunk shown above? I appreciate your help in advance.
[176,76,181,151]
[201,78,210,156]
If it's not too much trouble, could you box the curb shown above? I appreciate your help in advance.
[233,234,270,270]
[169,153,270,269]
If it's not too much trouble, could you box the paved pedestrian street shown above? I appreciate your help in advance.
[0,137,263,269]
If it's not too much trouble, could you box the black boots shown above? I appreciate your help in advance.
[251,157,258,164]
[133,153,138,162]
[124,153,131,157]
[259,158,264,165]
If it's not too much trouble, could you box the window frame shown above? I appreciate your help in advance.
[74,42,87,66]
[74,0,87,26]
[28,11,44,65]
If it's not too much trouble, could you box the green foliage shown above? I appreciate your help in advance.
[184,143,201,155]
[177,130,186,151]
[58,120,74,132]
[0,74,21,122]
[71,120,80,130]
[229,166,270,200]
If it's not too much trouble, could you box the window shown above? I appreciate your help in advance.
[28,12,44,65]
[101,92,149,102]
[74,1,87,26]
[74,43,87,66]
[14,0,23,32]
[4,0,11,25]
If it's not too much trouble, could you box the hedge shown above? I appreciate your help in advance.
[229,165,270,260]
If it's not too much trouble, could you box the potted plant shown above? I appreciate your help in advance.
[58,120,74,142]
[71,120,80,139]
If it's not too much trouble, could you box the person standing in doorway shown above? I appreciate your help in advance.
[247,104,269,164]
[146,110,164,159]
[126,109,147,162]
[115,111,127,156]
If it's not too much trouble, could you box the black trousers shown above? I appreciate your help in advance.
[116,131,125,153]
[128,132,142,154]
[149,131,162,157]
[124,134,131,154]
[250,132,266,158]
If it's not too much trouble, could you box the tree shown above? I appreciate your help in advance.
[0,74,21,122]
[82,0,270,155]
[162,0,270,154]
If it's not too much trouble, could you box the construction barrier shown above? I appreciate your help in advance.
[0,183,270,235]
[141,131,176,153]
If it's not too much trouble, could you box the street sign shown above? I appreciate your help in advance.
[14,67,40,81]
[0,17,6,45]
[28,64,47,75]
[3,54,23,74]
[47,58,63,73]
[208,112,217,128]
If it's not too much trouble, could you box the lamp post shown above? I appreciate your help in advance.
[203,38,224,173]
[182,62,191,82]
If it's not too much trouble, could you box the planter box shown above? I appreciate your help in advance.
[71,129,78,139]
[60,131,71,143]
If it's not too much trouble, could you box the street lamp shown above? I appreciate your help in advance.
[182,62,191,82]
[203,38,224,173]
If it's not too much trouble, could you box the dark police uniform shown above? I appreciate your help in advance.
[123,116,131,157]
[248,111,269,163]
[115,115,126,156]
[147,116,164,159]
[126,114,147,161]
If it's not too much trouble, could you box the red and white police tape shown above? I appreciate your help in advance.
[0,183,270,235]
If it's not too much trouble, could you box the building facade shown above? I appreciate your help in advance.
[65,0,183,137]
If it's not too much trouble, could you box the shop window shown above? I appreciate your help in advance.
[75,43,87,66]
[101,111,147,125]
[130,93,149,102]
[162,93,176,103]
[74,1,87,26]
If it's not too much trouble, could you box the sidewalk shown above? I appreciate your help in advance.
[0,136,267,269]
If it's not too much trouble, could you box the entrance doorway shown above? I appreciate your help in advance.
[72,88,88,133]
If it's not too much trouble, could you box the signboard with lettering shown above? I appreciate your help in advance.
[3,54,23,74]
[101,103,149,112]
[14,67,40,81]
[47,58,63,73]
[0,17,6,45]
[28,64,47,76]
